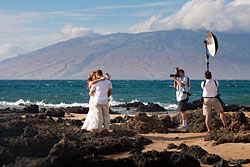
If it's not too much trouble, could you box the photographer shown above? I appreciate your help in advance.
[201,71,227,133]
[172,69,190,129]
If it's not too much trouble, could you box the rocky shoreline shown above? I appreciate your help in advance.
[0,101,250,167]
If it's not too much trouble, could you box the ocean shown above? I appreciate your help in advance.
[0,80,249,112]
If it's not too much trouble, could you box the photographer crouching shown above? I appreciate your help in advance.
[171,68,190,129]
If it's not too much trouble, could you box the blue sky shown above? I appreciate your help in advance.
[0,0,249,61]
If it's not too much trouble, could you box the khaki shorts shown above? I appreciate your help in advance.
[203,98,223,115]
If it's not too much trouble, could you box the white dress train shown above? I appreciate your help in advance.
[81,96,99,131]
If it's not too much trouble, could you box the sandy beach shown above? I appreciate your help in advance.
[65,112,250,166]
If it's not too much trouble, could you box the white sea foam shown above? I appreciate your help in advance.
[0,99,178,113]
[0,99,88,109]
[109,96,124,106]
[155,102,178,110]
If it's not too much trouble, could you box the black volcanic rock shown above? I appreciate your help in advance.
[185,99,250,112]
[204,112,250,145]
[124,115,133,121]
[200,153,222,165]
[160,115,174,128]
[181,145,208,160]
[45,108,65,117]
[136,103,166,113]
[47,139,83,167]
[228,158,250,165]
[113,102,144,108]
[169,151,201,167]
[0,109,155,166]
[177,143,188,150]
[64,106,89,114]
[23,105,39,114]
[213,159,229,167]
[167,143,178,149]
[224,104,250,112]
[121,112,168,133]
[110,116,125,123]
[0,146,16,166]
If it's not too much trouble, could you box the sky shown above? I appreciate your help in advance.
[0,0,250,62]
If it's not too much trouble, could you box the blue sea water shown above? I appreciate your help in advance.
[0,80,249,110]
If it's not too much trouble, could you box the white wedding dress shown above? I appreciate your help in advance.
[81,96,99,131]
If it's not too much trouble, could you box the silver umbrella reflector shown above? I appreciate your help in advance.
[206,32,218,57]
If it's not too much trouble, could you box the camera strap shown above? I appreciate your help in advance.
[203,79,217,88]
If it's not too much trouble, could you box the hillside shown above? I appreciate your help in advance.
[0,30,249,80]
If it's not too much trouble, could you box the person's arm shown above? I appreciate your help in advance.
[108,88,112,97]
[89,84,96,96]
[89,90,95,96]
[173,77,184,87]
[201,81,204,89]
[108,81,112,97]
[216,80,219,87]
[88,77,105,89]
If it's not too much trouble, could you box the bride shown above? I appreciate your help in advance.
[81,71,105,131]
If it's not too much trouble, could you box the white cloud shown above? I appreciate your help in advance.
[128,15,161,33]
[0,44,26,62]
[0,10,98,62]
[143,1,184,7]
[61,24,96,38]
[128,0,250,33]
[229,0,250,6]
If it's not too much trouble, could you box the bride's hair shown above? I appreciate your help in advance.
[88,71,96,81]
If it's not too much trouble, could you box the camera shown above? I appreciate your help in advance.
[170,68,180,77]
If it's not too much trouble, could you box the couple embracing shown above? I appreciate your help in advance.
[82,70,112,132]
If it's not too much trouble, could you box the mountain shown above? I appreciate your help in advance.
[0,30,250,80]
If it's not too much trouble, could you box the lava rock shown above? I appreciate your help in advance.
[47,139,83,167]
[167,143,178,149]
[121,112,168,133]
[160,115,174,128]
[177,143,188,150]
[110,116,125,123]
[0,146,16,166]
[68,119,83,126]
[169,151,201,167]
[200,153,222,165]
[228,158,250,165]
[56,117,64,123]
[136,103,166,113]
[45,109,65,117]
[63,106,88,114]
[213,159,229,167]
[124,115,133,121]
[35,113,46,119]
[181,145,208,160]
[23,105,39,114]
[112,102,144,108]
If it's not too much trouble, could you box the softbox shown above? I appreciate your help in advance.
[205,31,218,57]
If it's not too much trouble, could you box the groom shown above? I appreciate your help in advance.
[89,69,112,131]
